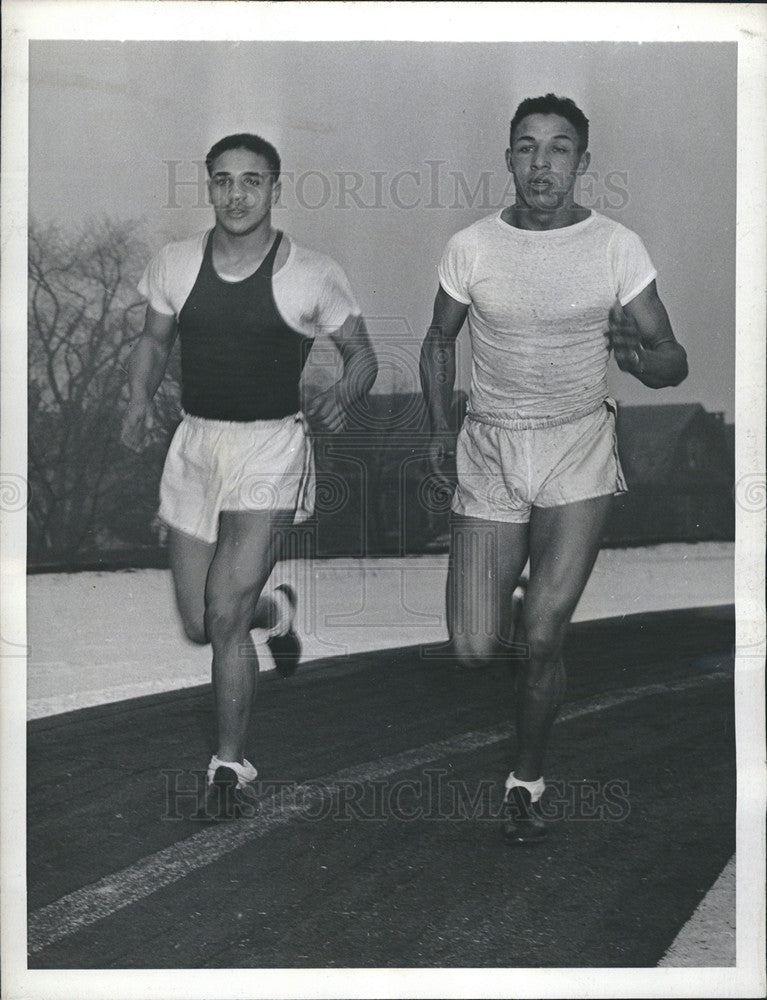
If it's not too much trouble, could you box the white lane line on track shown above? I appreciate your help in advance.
[28,670,730,954]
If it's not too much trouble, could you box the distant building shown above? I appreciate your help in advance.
[312,391,466,557]
[607,403,735,544]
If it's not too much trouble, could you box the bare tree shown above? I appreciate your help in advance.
[27,216,180,564]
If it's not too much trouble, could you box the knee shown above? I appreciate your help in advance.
[204,592,254,645]
[451,632,500,671]
[175,605,208,645]
[523,615,566,667]
[181,619,209,645]
[525,634,560,666]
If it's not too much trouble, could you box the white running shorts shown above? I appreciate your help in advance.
[159,412,314,543]
[452,400,627,523]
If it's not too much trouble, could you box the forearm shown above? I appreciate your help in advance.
[636,340,688,389]
[337,346,378,408]
[126,337,171,404]
[419,328,456,432]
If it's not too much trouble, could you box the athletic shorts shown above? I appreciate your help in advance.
[452,399,627,524]
[158,412,314,543]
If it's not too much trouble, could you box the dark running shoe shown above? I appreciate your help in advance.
[196,756,258,822]
[267,583,301,678]
[501,785,547,844]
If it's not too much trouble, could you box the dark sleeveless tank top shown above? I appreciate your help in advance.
[177,231,313,421]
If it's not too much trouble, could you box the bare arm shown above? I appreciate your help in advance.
[121,305,177,450]
[419,286,469,474]
[306,314,378,432]
[608,280,688,389]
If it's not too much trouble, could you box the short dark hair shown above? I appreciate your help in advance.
[509,94,589,155]
[205,133,281,179]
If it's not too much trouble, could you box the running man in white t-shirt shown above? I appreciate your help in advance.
[122,133,377,819]
[419,95,688,843]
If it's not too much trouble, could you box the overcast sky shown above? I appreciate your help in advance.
[29,39,737,417]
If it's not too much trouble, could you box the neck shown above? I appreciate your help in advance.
[212,218,275,261]
[504,201,589,231]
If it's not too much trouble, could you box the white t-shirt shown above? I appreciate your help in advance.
[438,210,657,423]
[138,229,360,338]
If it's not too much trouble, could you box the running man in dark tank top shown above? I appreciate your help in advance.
[123,133,377,818]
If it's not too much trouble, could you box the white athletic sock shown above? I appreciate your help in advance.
[207,755,258,788]
[504,771,546,803]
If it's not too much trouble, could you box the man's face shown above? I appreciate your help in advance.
[506,113,590,212]
[208,148,281,236]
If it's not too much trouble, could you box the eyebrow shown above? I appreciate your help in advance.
[211,170,268,178]
[514,133,575,144]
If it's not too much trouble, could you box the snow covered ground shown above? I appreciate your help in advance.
[26,542,734,720]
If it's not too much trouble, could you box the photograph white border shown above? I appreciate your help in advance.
[2,3,765,998]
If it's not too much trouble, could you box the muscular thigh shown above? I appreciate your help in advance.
[447,513,530,659]
[525,495,613,631]
[167,527,217,643]
[205,509,293,622]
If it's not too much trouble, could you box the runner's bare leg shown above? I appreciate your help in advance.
[203,509,292,764]
[446,513,529,666]
[513,494,613,781]
[167,526,283,646]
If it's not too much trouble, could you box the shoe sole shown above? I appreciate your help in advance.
[268,584,301,677]
[196,767,258,822]
[270,630,302,677]
[501,784,546,844]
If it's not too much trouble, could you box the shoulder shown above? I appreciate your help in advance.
[589,211,645,249]
[152,229,208,266]
[273,237,359,335]
[144,231,208,282]
[443,213,497,251]
[280,238,350,282]
[139,230,209,313]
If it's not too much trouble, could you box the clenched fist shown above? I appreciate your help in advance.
[608,299,644,375]
[426,434,457,496]
[121,398,154,452]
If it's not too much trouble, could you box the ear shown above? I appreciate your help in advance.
[271,178,282,206]
[504,147,513,173]
[576,150,591,175]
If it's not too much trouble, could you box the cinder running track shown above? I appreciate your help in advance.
[27,607,735,969]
